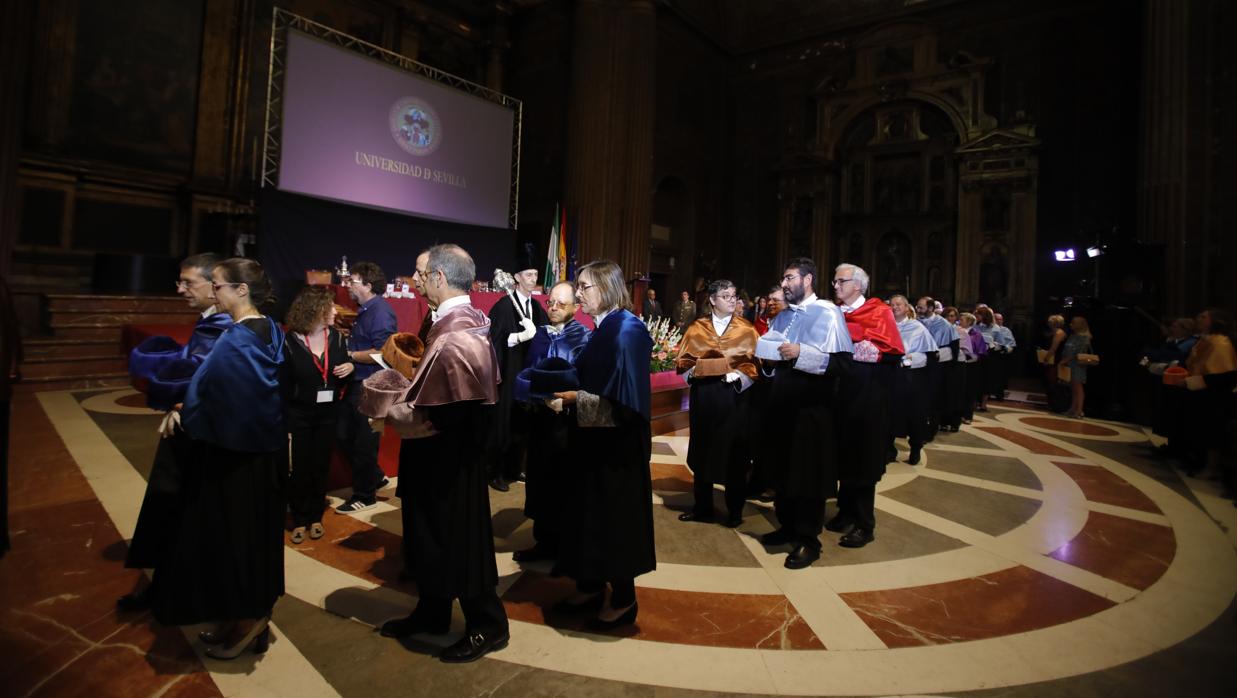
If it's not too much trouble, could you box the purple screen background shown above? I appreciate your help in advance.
[278,31,515,229]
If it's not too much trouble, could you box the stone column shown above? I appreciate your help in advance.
[1137,0,1212,315]
[954,184,982,305]
[564,0,655,278]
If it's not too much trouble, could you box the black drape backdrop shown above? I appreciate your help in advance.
[258,189,514,318]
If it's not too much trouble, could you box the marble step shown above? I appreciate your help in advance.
[12,372,130,394]
[22,338,123,360]
[50,325,126,341]
[20,355,129,380]
[50,310,199,326]
[45,294,188,313]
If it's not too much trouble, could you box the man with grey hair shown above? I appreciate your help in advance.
[119,253,233,611]
[831,263,904,549]
[375,243,510,662]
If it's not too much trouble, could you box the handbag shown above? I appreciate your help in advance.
[1076,353,1100,366]
[1036,348,1054,365]
[1057,364,1071,383]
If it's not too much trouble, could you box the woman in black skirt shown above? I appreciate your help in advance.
[153,257,287,660]
[281,286,353,544]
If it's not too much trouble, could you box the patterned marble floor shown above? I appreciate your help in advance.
[2,388,1236,697]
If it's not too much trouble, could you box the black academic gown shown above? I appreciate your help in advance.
[487,292,549,479]
[558,310,656,583]
[766,356,850,501]
[399,401,499,600]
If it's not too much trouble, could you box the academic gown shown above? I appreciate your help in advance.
[891,318,939,447]
[153,317,286,625]
[558,309,657,583]
[839,298,905,483]
[487,292,550,478]
[389,304,502,601]
[519,320,591,542]
[763,299,854,503]
[675,315,759,484]
[125,311,233,571]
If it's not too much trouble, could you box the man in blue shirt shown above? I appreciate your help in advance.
[337,261,397,512]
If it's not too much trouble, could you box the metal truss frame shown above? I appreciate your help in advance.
[261,7,523,229]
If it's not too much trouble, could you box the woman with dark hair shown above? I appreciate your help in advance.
[553,260,656,630]
[1181,308,1237,477]
[281,286,354,544]
[152,257,286,659]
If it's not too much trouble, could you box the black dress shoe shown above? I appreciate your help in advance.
[586,602,638,631]
[116,589,151,612]
[824,515,854,533]
[784,545,820,569]
[380,613,449,638]
[839,528,875,548]
[488,477,510,493]
[512,545,555,563]
[722,515,742,528]
[760,528,793,546]
[677,512,715,523]
[439,630,509,663]
[907,448,921,465]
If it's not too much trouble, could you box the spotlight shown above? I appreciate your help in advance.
[1054,248,1076,262]
[1086,245,1106,258]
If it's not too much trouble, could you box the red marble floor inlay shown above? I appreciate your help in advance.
[1053,461,1161,513]
[840,565,1115,648]
[0,394,222,698]
[650,461,694,492]
[116,392,152,408]
[978,426,1077,457]
[287,510,417,595]
[1049,511,1175,590]
[503,571,824,650]
[1022,416,1119,436]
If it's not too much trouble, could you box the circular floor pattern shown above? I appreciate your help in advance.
[80,388,164,416]
[70,388,1230,696]
[288,406,1236,695]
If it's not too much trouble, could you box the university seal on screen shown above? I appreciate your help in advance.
[389,97,442,157]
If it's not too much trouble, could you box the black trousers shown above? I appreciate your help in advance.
[773,496,826,550]
[413,591,508,636]
[837,481,877,532]
[288,407,335,527]
[338,389,383,500]
[692,461,748,519]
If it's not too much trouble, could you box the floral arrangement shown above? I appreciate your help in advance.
[643,316,683,373]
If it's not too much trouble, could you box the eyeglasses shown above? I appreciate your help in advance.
[347,278,365,286]
[415,269,428,279]
[546,299,573,308]
[575,282,596,293]
[175,279,199,290]
[781,273,800,283]
[211,282,241,291]
[714,294,737,302]
[832,277,854,287]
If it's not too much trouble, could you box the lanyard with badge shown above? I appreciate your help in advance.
[305,328,334,403]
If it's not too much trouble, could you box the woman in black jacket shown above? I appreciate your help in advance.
[281,286,354,543]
